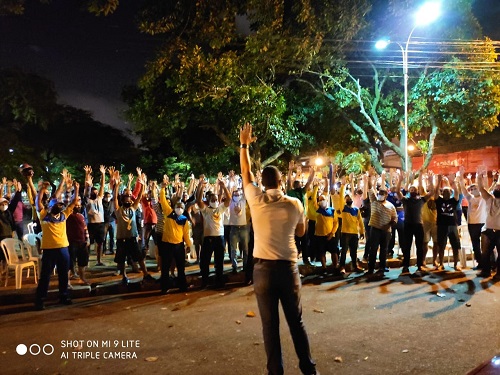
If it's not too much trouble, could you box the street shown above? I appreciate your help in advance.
[1,267,499,375]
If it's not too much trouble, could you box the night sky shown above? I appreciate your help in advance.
[1,0,499,140]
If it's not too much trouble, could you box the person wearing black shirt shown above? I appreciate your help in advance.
[434,175,461,271]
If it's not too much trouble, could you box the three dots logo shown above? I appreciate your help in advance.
[16,343,54,356]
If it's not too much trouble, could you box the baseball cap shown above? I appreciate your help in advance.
[0,198,8,204]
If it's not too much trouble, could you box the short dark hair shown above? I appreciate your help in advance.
[261,166,281,189]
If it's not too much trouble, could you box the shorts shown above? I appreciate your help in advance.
[423,221,437,244]
[69,242,90,267]
[114,238,143,264]
[88,222,105,244]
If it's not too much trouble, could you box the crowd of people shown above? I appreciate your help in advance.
[0,159,499,311]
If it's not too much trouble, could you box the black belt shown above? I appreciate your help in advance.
[253,258,294,265]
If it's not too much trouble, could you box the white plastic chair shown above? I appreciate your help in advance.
[27,222,36,234]
[23,234,42,277]
[1,238,38,289]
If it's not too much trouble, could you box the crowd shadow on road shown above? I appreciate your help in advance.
[314,268,499,318]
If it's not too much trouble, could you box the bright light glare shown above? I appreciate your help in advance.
[375,39,390,50]
[408,145,415,151]
[315,157,324,166]
[415,1,441,26]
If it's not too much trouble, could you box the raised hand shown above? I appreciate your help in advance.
[99,165,106,175]
[136,167,142,177]
[84,165,92,175]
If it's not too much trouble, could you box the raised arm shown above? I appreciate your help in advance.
[239,122,257,189]
[196,176,207,209]
[98,165,106,198]
[477,168,491,201]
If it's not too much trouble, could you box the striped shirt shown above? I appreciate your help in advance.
[368,191,397,231]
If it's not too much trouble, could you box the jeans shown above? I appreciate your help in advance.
[200,236,225,285]
[103,221,115,253]
[402,223,424,268]
[35,247,70,302]
[369,227,390,272]
[340,233,359,268]
[253,260,316,375]
[230,225,249,270]
[159,242,187,292]
[468,223,484,267]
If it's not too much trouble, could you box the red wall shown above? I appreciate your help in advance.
[412,146,500,174]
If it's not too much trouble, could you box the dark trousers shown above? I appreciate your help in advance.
[306,220,316,262]
[200,236,225,285]
[468,223,484,267]
[253,260,316,375]
[480,229,500,273]
[35,247,70,302]
[388,219,404,255]
[402,223,424,268]
[159,242,186,292]
[369,227,390,271]
[363,219,371,259]
[245,223,254,284]
[437,225,461,263]
[340,233,359,268]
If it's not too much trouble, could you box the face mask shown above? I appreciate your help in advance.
[377,195,385,202]
[122,202,132,208]
[175,208,184,216]
[0,205,7,212]
[319,200,328,209]
[493,190,500,198]
[233,196,241,202]
[103,197,110,202]
[209,201,219,209]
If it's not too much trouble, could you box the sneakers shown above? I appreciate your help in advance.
[95,262,105,267]
[340,268,346,274]
[401,267,410,275]
[121,277,130,285]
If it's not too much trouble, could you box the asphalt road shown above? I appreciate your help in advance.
[1,267,499,375]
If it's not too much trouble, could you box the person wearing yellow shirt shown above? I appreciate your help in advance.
[339,194,365,274]
[35,178,79,311]
[159,185,192,294]
[313,181,339,271]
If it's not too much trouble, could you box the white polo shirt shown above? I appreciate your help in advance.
[200,204,229,236]
[245,184,304,262]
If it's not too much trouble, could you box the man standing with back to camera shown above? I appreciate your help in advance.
[239,122,318,375]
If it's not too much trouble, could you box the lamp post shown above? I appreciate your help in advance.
[375,1,441,172]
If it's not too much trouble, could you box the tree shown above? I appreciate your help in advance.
[295,0,500,172]
[125,0,370,171]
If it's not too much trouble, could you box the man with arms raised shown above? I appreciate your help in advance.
[240,123,318,375]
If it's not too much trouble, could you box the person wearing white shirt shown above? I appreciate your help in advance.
[196,178,231,288]
[240,123,317,375]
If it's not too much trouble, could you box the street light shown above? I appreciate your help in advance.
[376,1,441,172]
